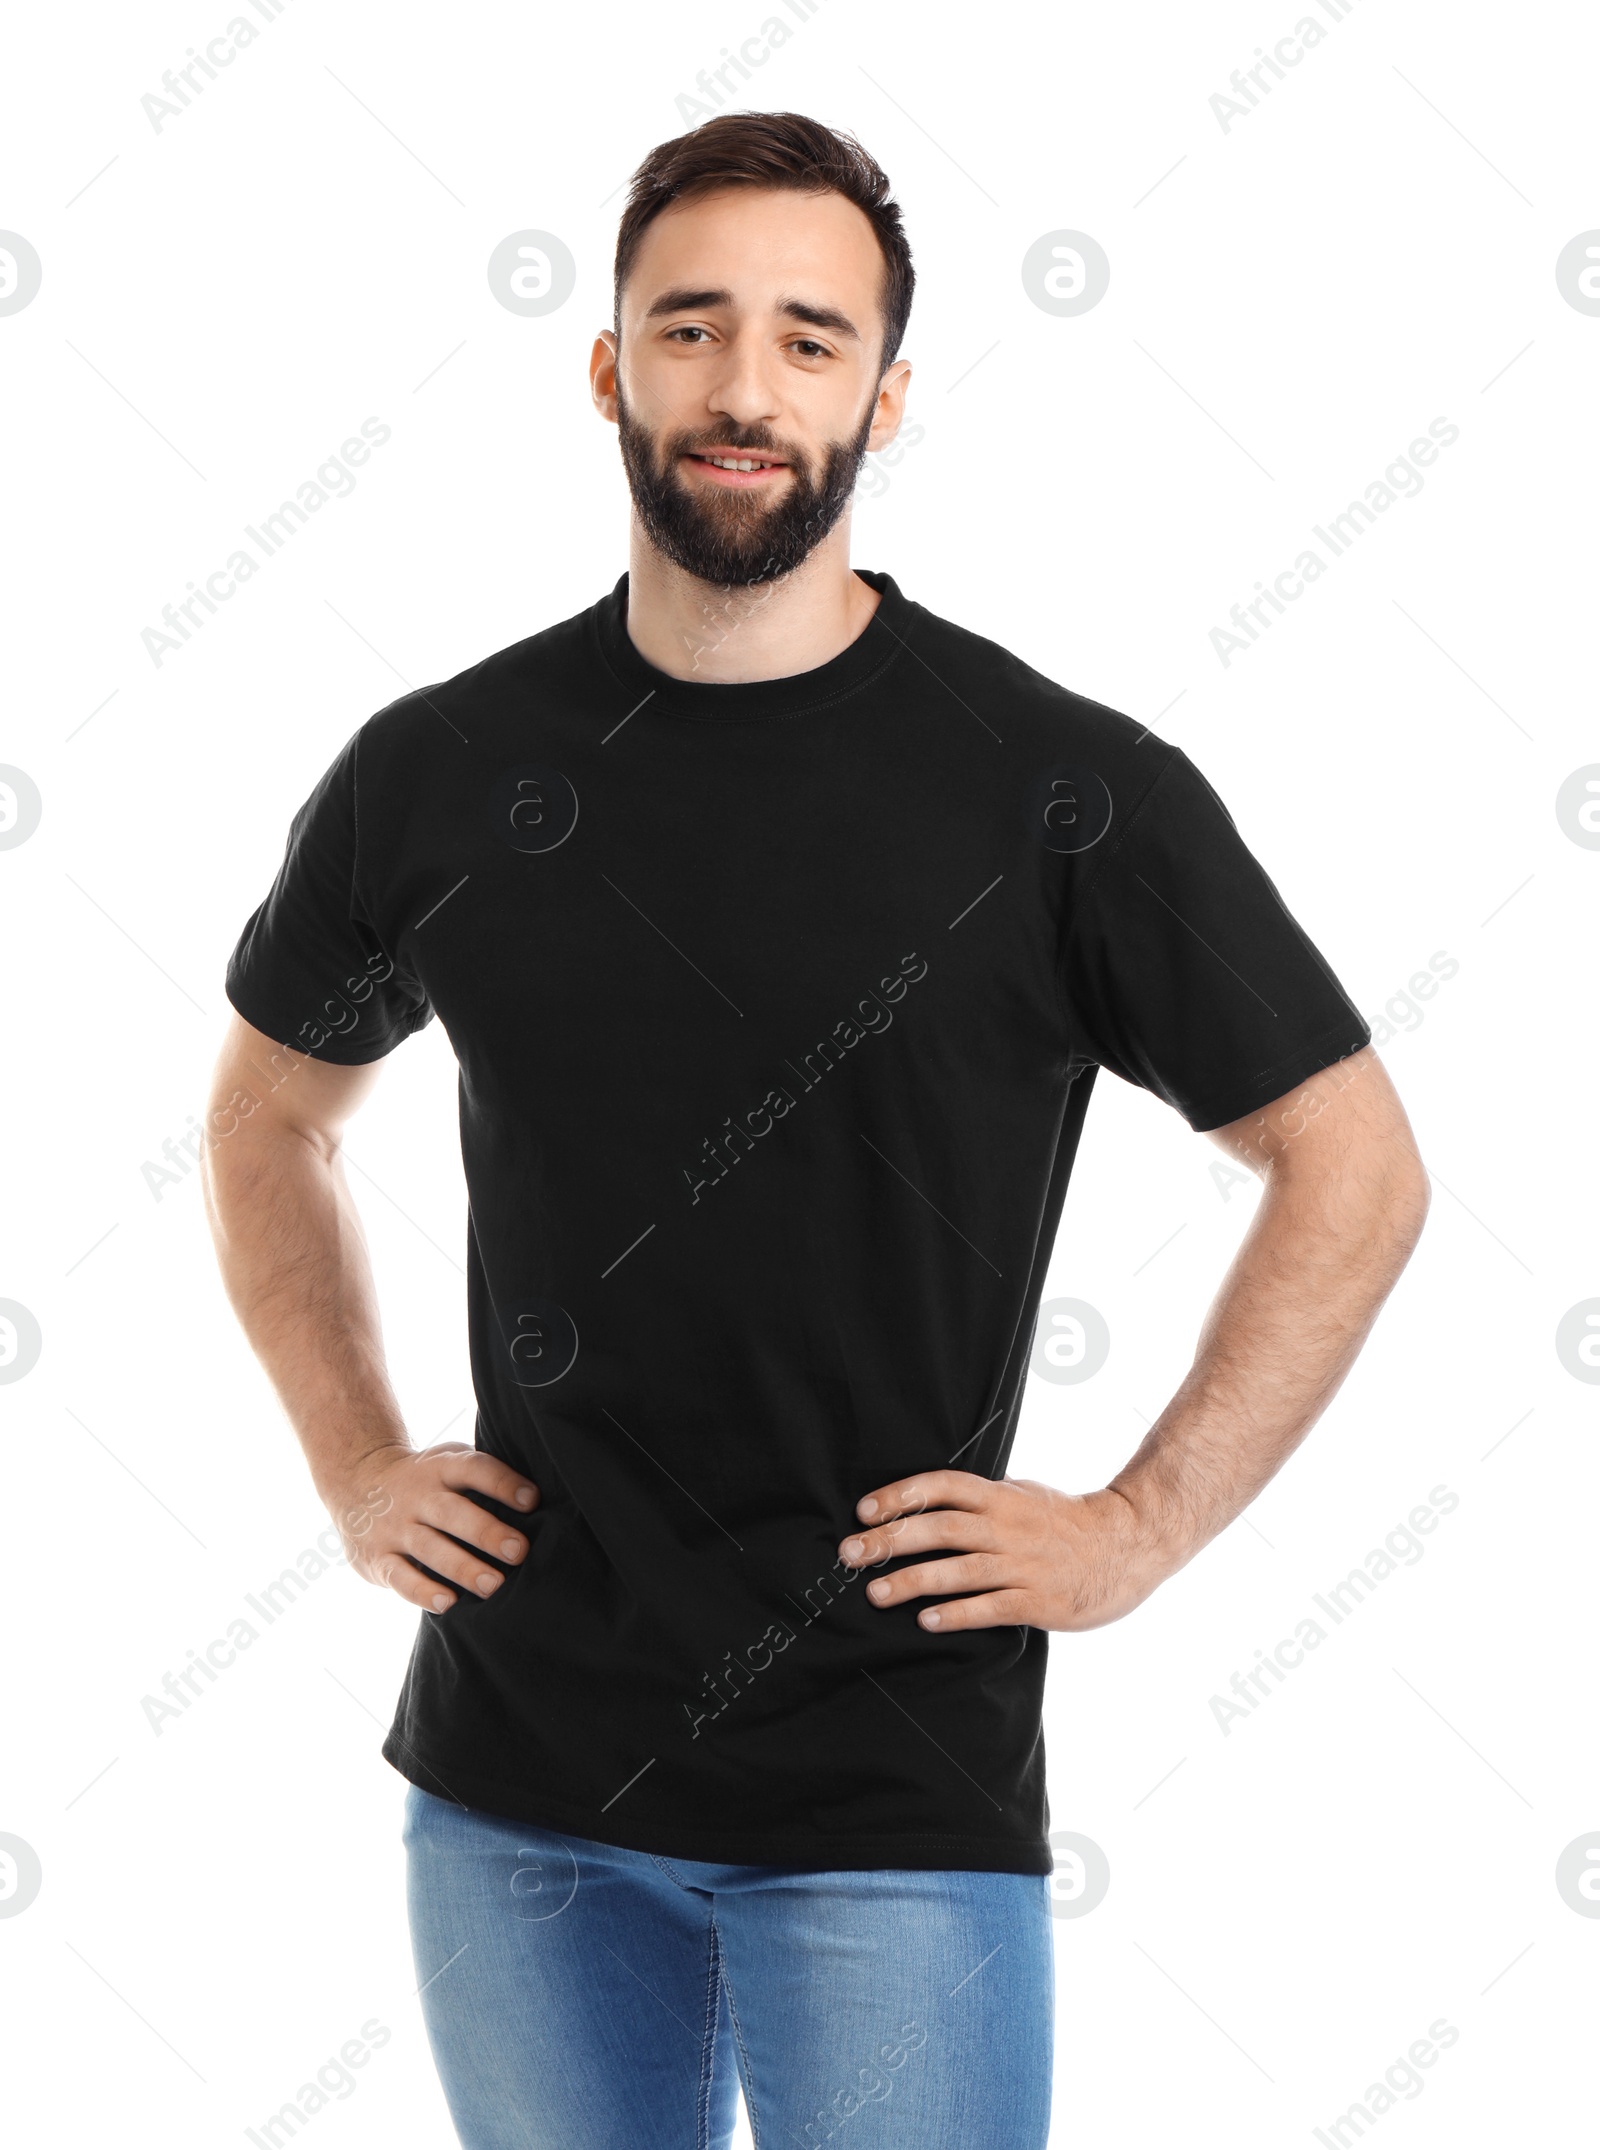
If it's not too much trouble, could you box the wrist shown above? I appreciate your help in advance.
[315,1435,413,1528]
[1104,1474,1197,1587]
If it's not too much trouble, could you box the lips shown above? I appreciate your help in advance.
[683,451,790,488]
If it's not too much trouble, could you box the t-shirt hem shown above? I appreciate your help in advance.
[381,1730,1054,1877]
[222,975,415,1066]
[1182,1017,1374,1133]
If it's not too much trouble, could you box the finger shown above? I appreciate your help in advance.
[915,1587,1035,1633]
[399,1522,511,1600]
[419,1486,531,1565]
[854,1470,990,1526]
[838,1509,998,1567]
[369,1548,459,1616]
[438,1448,540,1513]
[864,1553,1006,1607]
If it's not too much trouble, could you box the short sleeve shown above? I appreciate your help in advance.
[224,731,432,1065]
[1058,746,1370,1132]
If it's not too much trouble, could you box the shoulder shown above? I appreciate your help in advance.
[351,594,600,771]
[902,589,1179,803]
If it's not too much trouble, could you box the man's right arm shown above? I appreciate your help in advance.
[200,1012,538,1613]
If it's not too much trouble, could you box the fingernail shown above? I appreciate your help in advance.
[477,1572,499,1592]
[500,1538,521,1558]
[922,1610,941,1628]
[868,1578,890,1600]
[843,1537,865,1560]
[515,1486,535,1508]
[858,1498,878,1519]
[431,1593,450,1612]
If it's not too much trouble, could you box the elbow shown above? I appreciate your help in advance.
[1383,1150,1432,1252]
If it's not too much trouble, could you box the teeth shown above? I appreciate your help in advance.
[706,455,774,471]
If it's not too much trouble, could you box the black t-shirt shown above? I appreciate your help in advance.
[224,568,1370,1875]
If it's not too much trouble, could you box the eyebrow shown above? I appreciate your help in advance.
[639,286,862,342]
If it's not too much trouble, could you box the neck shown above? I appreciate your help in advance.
[622,524,881,685]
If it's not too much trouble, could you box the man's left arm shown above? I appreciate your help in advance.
[838,1046,1430,1631]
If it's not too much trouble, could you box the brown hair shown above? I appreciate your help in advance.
[613,111,914,373]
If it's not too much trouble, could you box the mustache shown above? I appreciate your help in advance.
[671,433,797,464]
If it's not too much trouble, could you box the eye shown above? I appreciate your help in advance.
[666,325,712,344]
[789,338,829,359]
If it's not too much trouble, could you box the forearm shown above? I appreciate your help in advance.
[1108,1144,1430,1578]
[202,1124,410,1511]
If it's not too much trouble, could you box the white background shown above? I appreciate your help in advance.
[2,0,1595,2143]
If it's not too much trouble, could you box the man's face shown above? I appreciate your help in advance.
[599,186,909,587]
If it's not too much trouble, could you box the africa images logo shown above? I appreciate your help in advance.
[502,1300,580,1389]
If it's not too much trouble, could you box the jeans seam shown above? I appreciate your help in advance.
[651,1851,690,1889]
[698,1917,724,2150]
[716,1918,762,2150]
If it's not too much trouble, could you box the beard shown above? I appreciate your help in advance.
[614,371,877,589]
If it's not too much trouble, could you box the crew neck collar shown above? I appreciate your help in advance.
[591,567,916,723]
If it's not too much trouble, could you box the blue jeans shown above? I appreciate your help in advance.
[402,1785,1054,2149]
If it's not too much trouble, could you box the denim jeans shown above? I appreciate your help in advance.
[402,1784,1054,2149]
